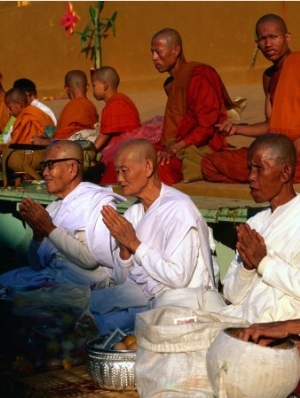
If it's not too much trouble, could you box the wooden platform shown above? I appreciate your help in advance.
[173,180,300,200]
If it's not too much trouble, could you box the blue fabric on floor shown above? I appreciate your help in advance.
[92,306,148,337]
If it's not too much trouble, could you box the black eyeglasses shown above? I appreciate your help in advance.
[40,158,82,171]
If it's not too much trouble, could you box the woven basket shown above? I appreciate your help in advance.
[86,338,136,391]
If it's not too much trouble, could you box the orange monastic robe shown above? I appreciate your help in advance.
[99,93,141,184]
[269,52,300,141]
[0,92,10,133]
[10,105,55,144]
[201,52,300,184]
[53,97,98,139]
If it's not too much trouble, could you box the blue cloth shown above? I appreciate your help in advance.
[92,306,148,337]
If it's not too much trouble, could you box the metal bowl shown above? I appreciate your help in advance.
[86,338,136,391]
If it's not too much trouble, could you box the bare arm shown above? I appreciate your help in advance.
[237,320,300,349]
[94,133,111,151]
[216,72,271,138]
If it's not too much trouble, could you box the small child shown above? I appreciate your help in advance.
[91,66,141,184]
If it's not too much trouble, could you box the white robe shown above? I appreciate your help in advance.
[0,182,125,287]
[112,183,216,298]
[220,194,300,323]
[90,183,216,316]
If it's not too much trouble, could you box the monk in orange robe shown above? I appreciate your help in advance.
[53,70,98,139]
[32,70,98,145]
[150,28,235,185]
[201,14,300,183]
[4,87,54,145]
[91,66,140,184]
[0,73,11,134]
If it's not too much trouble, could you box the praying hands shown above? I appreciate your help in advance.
[236,223,267,270]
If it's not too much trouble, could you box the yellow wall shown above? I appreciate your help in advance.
[1,1,299,97]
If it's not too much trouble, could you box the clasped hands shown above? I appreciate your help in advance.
[101,205,141,259]
[19,197,55,241]
[236,223,267,270]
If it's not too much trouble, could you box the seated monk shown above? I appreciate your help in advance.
[13,77,57,125]
[150,28,237,185]
[4,87,54,145]
[33,70,98,145]
[91,66,141,184]
[2,87,55,186]
[0,72,10,135]
[201,14,300,184]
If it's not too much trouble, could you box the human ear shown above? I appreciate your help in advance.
[145,158,154,177]
[285,32,291,44]
[173,45,181,58]
[281,163,293,182]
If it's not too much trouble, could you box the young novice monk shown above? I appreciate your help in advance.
[91,66,141,184]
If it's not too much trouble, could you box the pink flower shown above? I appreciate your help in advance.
[60,2,80,38]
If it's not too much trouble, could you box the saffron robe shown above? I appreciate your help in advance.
[9,105,55,144]
[269,52,300,140]
[99,93,140,184]
[156,62,232,185]
[53,97,98,139]
[201,52,300,183]
[0,91,10,133]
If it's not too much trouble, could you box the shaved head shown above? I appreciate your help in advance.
[93,66,120,90]
[5,87,27,104]
[151,28,182,47]
[116,138,157,171]
[256,14,288,35]
[64,70,88,88]
[48,140,83,163]
[248,133,296,176]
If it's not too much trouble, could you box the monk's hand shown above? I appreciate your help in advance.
[237,321,290,346]
[101,205,141,254]
[236,223,267,270]
[157,147,175,165]
[19,197,55,240]
[216,121,238,136]
[169,141,186,155]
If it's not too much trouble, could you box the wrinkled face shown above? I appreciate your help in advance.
[114,149,150,198]
[42,146,77,198]
[92,78,106,101]
[5,100,23,117]
[247,148,284,205]
[151,36,178,74]
[256,21,290,63]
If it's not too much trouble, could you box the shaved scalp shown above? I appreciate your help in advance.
[116,138,157,171]
[93,66,120,90]
[48,140,84,163]
[151,28,182,47]
[248,133,296,173]
[64,70,88,88]
[256,14,288,35]
[5,87,27,104]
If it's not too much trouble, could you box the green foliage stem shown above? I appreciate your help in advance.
[73,1,117,68]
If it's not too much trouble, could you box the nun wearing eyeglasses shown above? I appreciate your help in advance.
[0,140,125,289]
